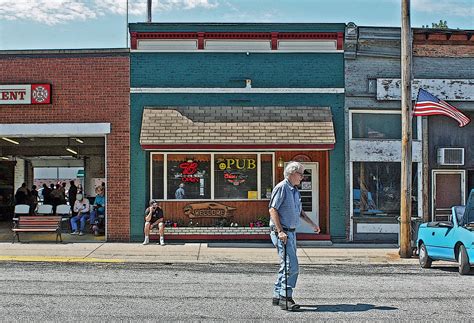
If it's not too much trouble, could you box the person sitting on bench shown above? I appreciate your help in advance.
[142,200,165,245]
[90,186,105,236]
[70,193,90,236]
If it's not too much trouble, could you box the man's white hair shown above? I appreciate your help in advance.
[284,161,304,179]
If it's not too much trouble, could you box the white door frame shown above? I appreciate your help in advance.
[431,169,466,221]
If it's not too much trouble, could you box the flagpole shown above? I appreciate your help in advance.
[400,0,413,258]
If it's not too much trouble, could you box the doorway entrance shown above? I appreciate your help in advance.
[432,170,466,221]
[297,162,319,233]
[0,135,106,242]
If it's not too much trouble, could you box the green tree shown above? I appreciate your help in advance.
[422,20,449,29]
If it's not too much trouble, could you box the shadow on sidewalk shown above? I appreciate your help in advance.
[295,303,398,312]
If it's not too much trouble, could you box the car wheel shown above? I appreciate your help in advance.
[419,242,432,268]
[458,245,470,275]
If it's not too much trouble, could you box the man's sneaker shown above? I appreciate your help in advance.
[272,297,280,306]
[142,239,149,245]
[70,231,79,235]
[279,297,300,311]
[78,232,84,236]
[159,237,165,246]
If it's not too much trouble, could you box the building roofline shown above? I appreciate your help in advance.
[0,48,130,56]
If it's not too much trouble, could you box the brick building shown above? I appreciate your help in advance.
[0,49,130,241]
[129,23,346,242]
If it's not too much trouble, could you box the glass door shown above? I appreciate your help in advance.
[297,163,319,233]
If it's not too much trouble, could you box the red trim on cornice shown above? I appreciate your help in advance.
[141,144,335,150]
[337,32,344,50]
[271,32,278,50]
[197,32,205,49]
[130,32,138,49]
[131,31,345,50]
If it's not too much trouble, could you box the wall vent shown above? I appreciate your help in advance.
[437,148,464,166]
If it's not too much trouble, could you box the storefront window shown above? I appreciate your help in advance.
[151,154,164,200]
[214,154,258,199]
[167,154,211,199]
[261,154,273,199]
[352,112,418,140]
[352,162,418,217]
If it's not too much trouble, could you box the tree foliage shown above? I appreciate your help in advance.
[422,20,449,29]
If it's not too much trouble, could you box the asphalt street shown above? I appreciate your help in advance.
[0,261,472,321]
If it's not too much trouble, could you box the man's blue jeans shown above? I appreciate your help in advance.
[270,230,299,298]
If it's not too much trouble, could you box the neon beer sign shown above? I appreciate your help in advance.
[179,161,200,183]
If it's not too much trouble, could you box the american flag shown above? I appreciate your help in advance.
[414,88,471,127]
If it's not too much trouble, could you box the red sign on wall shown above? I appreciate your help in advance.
[0,84,51,105]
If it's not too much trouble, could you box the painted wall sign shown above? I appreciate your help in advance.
[0,84,51,105]
[216,158,256,170]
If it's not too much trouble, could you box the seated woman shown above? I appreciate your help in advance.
[142,200,165,246]
[70,193,90,236]
[90,186,105,236]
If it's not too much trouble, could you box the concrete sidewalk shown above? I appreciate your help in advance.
[0,241,422,265]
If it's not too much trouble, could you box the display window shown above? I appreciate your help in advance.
[150,152,274,201]
[166,154,211,200]
[214,154,257,200]
[352,162,418,217]
[151,154,164,200]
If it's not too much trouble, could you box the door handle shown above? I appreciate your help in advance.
[432,232,435,236]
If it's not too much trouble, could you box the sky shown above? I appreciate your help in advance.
[0,0,472,50]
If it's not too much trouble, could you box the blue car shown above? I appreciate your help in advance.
[417,189,474,275]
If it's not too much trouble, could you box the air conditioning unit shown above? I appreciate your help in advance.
[437,148,464,166]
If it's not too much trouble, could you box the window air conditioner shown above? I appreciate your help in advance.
[437,148,464,166]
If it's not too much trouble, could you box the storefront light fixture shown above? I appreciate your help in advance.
[1,156,9,160]
[66,147,78,155]
[277,156,284,168]
[1,137,19,145]
[74,138,84,144]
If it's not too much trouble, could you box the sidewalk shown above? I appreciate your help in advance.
[0,241,421,265]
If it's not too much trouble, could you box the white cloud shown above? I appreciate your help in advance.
[412,0,474,18]
[0,0,218,25]
[0,0,98,25]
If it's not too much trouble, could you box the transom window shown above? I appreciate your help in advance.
[351,111,419,140]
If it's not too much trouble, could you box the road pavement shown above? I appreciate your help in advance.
[0,261,471,321]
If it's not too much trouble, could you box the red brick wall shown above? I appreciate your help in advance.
[413,31,474,57]
[0,51,131,241]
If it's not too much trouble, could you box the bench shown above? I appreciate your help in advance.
[12,216,63,243]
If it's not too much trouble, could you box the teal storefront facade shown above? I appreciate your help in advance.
[129,23,346,242]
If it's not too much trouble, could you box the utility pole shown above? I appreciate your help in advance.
[400,0,413,258]
[147,0,152,23]
[126,0,129,48]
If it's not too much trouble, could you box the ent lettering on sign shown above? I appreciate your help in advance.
[1,91,27,100]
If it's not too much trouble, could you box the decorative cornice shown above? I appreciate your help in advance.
[130,31,344,50]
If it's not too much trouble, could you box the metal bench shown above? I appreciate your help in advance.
[12,216,63,243]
